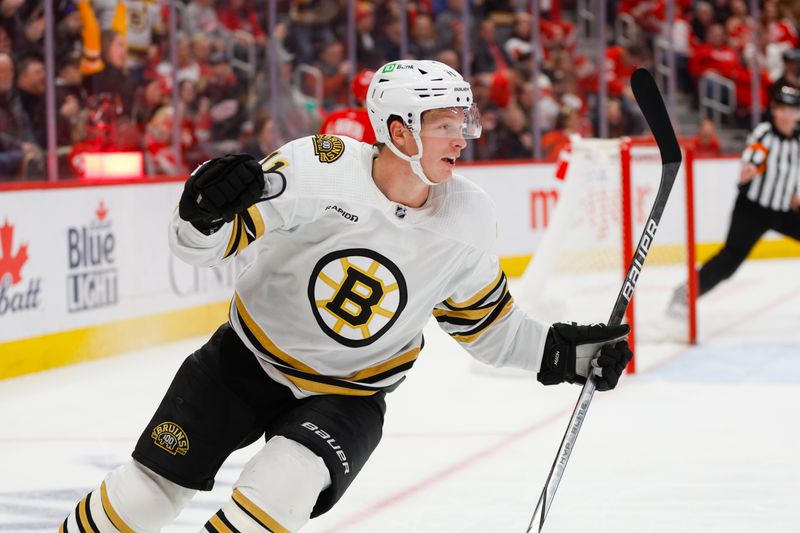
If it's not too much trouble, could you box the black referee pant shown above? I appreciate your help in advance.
[698,191,800,295]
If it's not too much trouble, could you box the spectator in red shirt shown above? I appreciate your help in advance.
[604,44,646,97]
[725,0,754,51]
[617,0,663,34]
[689,23,744,80]
[575,43,646,101]
[694,118,723,156]
[690,23,768,112]
[216,0,267,47]
[319,69,376,144]
[539,15,576,56]
[763,1,799,49]
[541,107,584,162]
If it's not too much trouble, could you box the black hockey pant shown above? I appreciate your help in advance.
[698,192,800,296]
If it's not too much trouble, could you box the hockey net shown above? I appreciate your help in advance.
[515,137,697,372]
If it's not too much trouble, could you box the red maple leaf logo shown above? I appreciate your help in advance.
[0,219,28,286]
[96,200,108,221]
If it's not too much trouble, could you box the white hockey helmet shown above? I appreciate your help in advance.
[366,60,481,185]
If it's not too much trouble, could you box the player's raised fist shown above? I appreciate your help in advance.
[537,322,632,391]
[179,154,265,232]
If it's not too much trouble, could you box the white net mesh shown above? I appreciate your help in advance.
[517,138,625,325]
[514,137,692,347]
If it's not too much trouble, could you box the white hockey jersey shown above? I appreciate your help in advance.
[169,135,549,398]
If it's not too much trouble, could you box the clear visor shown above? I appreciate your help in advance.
[419,104,482,140]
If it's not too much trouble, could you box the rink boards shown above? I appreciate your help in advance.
[1,156,797,379]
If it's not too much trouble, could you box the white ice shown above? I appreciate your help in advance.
[1,258,799,533]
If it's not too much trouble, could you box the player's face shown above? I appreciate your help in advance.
[418,108,468,183]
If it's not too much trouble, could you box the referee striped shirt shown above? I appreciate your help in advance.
[741,121,800,212]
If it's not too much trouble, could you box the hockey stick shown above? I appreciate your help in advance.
[524,68,682,532]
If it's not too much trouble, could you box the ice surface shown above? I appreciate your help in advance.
[1,258,798,532]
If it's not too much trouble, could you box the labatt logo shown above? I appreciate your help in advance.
[0,219,42,316]
[66,201,118,313]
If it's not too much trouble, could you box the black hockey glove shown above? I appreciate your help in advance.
[179,154,265,233]
[537,322,632,391]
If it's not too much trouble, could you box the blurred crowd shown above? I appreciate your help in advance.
[1,0,799,181]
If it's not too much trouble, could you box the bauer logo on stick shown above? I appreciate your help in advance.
[622,219,658,301]
[151,421,189,456]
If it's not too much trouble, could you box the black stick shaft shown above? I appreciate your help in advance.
[525,69,681,532]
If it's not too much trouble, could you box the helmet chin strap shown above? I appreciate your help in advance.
[385,132,438,186]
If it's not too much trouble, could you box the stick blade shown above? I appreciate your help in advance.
[631,68,682,165]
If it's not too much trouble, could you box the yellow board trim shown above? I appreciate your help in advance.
[695,238,800,263]
[101,482,136,533]
[499,238,800,278]
[3,238,797,381]
[0,302,229,381]
[499,255,532,278]
[232,489,290,533]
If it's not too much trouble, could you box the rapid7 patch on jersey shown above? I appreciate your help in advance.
[308,249,407,347]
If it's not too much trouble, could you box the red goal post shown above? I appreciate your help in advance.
[515,136,697,374]
[621,137,698,373]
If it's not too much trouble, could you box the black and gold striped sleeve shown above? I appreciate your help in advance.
[433,267,514,344]
[220,148,289,259]
[221,205,266,259]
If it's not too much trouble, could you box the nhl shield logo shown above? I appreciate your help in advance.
[312,135,345,164]
[151,421,189,456]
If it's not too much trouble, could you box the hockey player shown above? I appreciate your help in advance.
[318,68,376,143]
[669,84,800,315]
[62,60,632,532]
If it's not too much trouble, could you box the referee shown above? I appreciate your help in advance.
[670,85,800,314]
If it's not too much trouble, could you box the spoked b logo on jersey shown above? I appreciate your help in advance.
[308,248,408,347]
